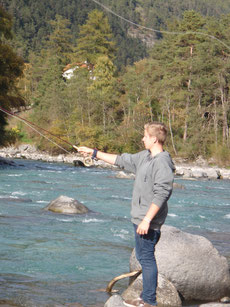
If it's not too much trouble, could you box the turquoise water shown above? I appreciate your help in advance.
[0,159,229,306]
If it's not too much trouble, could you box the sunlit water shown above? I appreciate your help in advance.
[0,159,229,306]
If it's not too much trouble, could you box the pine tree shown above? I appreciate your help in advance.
[48,14,74,65]
[75,9,117,65]
[88,55,116,135]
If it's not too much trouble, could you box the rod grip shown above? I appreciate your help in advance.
[73,145,79,151]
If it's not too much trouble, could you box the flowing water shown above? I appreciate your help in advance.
[0,159,229,306]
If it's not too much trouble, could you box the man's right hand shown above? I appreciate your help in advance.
[76,146,94,156]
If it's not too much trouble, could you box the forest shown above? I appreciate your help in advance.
[0,0,230,165]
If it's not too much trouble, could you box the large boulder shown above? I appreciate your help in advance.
[199,304,230,307]
[190,168,208,178]
[204,168,222,179]
[104,295,126,307]
[130,225,230,302]
[122,273,182,307]
[44,195,89,214]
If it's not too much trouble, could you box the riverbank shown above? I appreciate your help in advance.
[1,144,230,180]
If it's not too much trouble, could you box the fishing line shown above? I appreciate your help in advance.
[0,106,72,154]
[90,0,230,51]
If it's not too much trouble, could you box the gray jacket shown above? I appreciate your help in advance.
[115,150,175,229]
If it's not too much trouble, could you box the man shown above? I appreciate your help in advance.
[77,122,175,307]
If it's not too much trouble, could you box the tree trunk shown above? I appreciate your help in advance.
[183,46,193,143]
[167,99,177,155]
[146,87,153,121]
[87,100,91,125]
[213,97,218,148]
[183,97,189,142]
[102,101,106,134]
[219,80,229,146]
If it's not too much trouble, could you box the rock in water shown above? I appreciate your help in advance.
[115,171,135,179]
[122,273,182,306]
[0,157,15,166]
[130,225,230,302]
[44,195,89,214]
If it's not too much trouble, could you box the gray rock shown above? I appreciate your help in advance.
[56,154,64,162]
[104,295,126,307]
[18,144,37,153]
[115,171,135,179]
[220,297,230,303]
[195,156,208,166]
[182,169,193,179]
[130,225,230,301]
[122,274,182,307]
[191,169,208,178]
[199,304,230,307]
[204,168,221,179]
[44,195,89,214]
[175,168,185,176]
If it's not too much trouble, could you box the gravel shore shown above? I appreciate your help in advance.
[1,144,230,180]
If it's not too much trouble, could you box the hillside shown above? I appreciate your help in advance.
[1,0,230,68]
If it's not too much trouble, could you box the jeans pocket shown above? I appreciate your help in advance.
[143,228,160,242]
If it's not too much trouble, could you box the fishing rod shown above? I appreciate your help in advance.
[0,106,80,156]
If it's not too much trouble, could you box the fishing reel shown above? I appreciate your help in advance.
[73,145,94,167]
[83,156,94,167]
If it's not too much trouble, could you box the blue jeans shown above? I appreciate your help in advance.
[134,224,161,306]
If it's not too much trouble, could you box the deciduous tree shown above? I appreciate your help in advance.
[0,5,24,145]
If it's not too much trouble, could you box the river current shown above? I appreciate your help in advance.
[0,159,229,306]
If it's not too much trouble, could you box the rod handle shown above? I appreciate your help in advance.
[73,145,79,151]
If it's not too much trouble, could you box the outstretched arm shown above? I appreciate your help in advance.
[76,146,117,165]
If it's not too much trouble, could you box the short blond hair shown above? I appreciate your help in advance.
[144,122,167,145]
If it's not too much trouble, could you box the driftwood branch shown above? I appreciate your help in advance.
[106,270,142,293]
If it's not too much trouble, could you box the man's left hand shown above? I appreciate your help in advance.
[136,220,150,235]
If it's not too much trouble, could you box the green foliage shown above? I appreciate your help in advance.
[116,11,230,159]
[0,5,25,145]
[23,15,75,150]
[137,0,230,32]
[0,4,12,40]
[48,14,74,65]
[1,0,147,68]
[88,55,117,133]
[2,3,230,164]
[209,143,230,166]
[76,10,116,65]
[3,0,230,68]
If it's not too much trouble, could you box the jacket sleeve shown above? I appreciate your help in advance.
[152,161,174,208]
[115,152,142,174]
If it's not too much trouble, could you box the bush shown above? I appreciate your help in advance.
[209,143,230,166]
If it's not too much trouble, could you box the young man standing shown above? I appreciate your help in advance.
[77,122,175,307]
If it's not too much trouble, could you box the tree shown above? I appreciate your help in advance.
[88,56,116,136]
[75,9,117,65]
[48,14,74,65]
[0,5,25,145]
[27,15,76,152]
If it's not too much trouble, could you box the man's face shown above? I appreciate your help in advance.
[142,129,156,150]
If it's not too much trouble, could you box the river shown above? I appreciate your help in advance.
[0,159,229,306]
